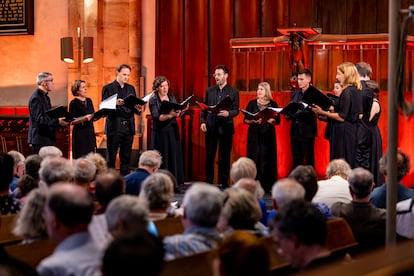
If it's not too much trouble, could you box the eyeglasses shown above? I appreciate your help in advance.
[45,79,54,82]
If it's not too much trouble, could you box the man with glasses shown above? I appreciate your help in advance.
[200,65,239,188]
[28,72,69,154]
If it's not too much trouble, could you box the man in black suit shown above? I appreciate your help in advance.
[200,65,239,188]
[28,72,69,154]
[102,64,141,175]
[289,69,317,169]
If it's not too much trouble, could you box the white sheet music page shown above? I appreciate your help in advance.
[100,93,117,110]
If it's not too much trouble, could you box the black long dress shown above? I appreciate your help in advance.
[245,99,280,192]
[370,99,383,186]
[330,85,362,168]
[149,92,185,185]
[69,98,96,159]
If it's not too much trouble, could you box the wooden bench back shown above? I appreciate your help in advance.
[0,215,23,245]
[160,250,213,276]
[154,216,184,237]
[4,239,57,268]
[325,217,358,253]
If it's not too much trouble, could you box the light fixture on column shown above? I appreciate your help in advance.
[83,37,94,63]
[60,37,74,63]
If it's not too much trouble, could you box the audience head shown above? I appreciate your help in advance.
[73,158,97,188]
[348,168,374,199]
[24,154,42,180]
[39,157,74,187]
[212,231,270,276]
[289,165,318,202]
[271,178,305,210]
[156,169,178,193]
[38,146,62,159]
[0,153,14,192]
[94,169,125,209]
[102,232,165,276]
[182,183,224,228]
[337,62,362,90]
[85,152,107,175]
[13,188,48,239]
[218,187,262,231]
[271,200,327,269]
[355,61,372,80]
[7,150,25,177]
[105,195,149,238]
[44,182,94,243]
[230,157,257,183]
[16,154,42,199]
[138,150,162,173]
[379,149,410,182]
[233,177,265,200]
[325,159,352,180]
[139,172,174,211]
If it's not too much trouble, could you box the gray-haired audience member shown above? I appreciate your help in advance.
[13,188,48,243]
[271,200,331,272]
[139,172,175,221]
[73,158,96,192]
[102,232,165,276]
[7,150,25,193]
[331,168,386,251]
[105,195,150,239]
[271,178,305,210]
[85,152,107,175]
[125,150,162,196]
[39,157,74,187]
[37,183,101,276]
[230,157,257,183]
[312,159,352,208]
[38,146,63,159]
[163,183,224,260]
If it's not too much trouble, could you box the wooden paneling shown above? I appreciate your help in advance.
[261,0,281,36]
[234,0,260,38]
[247,51,263,91]
[316,0,346,34]
[289,0,317,28]
[346,0,378,34]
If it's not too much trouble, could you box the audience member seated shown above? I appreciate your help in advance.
[211,231,270,276]
[7,151,25,194]
[37,182,101,276]
[38,157,74,188]
[217,187,266,236]
[125,150,162,196]
[0,153,21,215]
[331,168,386,251]
[106,195,156,239]
[88,169,125,246]
[163,183,224,260]
[38,146,62,159]
[396,197,414,239]
[12,188,48,244]
[139,172,175,221]
[312,159,352,208]
[270,200,333,272]
[233,177,268,226]
[102,232,165,276]
[370,149,414,208]
[289,165,332,217]
[230,157,257,184]
[85,152,107,175]
[15,154,42,204]
[267,178,306,224]
[73,158,96,194]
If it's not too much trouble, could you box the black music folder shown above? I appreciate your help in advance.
[240,107,279,123]
[123,94,148,109]
[278,102,308,116]
[196,96,233,113]
[46,106,74,122]
[159,94,194,114]
[302,88,333,110]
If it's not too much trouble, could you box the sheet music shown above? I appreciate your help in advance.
[141,91,154,103]
[99,93,117,110]
[272,107,283,113]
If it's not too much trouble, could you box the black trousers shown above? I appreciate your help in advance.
[291,135,315,169]
[106,125,133,175]
[205,126,233,186]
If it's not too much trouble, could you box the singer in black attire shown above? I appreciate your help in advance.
[149,76,185,185]
[200,65,239,187]
[289,69,317,169]
[244,82,280,192]
[102,64,141,175]
[69,80,96,159]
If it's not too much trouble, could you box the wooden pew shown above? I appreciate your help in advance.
[325,217,358,254]
[0,215,23,245]
[154,217,184,237]
[4,239,57,268]
[160,251,213,276]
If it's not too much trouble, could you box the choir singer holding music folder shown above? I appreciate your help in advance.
[149,76,186,185]
[102,64,142,175]
[200,65,239,188]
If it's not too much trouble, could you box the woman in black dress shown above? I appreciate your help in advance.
[69,80,96,159]
[149,76,185,185]
[244,82,280,192]
[312,62,362,167]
